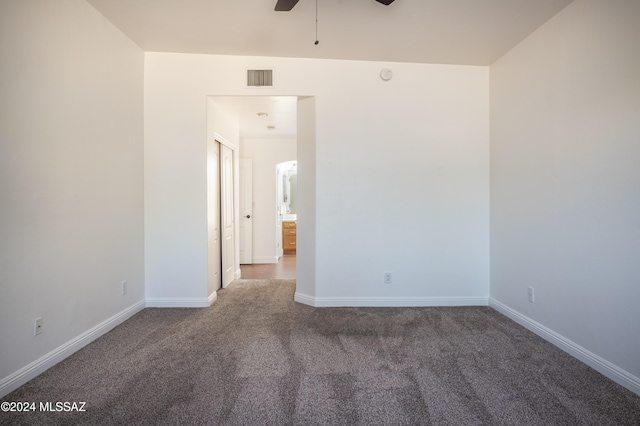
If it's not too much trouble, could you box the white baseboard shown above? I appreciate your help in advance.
[145,297,212,308]
[490,298,640,396]
[0,300,146,399]
[208,291,217,306]
[251,256,278,264]
[294,291,316,306]
[294,293,488,308]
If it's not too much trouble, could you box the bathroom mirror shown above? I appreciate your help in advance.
[278,161,297,217]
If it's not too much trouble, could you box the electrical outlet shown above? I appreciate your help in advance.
[121,280,127,295]
[384,272,392,284]
[34,317,43,335]
[527,286,535,303]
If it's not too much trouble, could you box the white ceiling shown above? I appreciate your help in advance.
[87,0,574,138]
[88,0,573,66]
[212,96,298,139]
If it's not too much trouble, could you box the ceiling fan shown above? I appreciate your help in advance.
[275,0,394,12]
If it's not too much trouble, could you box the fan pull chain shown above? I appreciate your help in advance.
[314,0,319,45]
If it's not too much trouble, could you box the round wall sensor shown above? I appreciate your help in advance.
[380,68,393,81]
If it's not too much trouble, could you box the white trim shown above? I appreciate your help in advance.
[235,268,242,279]
[294,291,316,306]
[145,298,212,308]
[294,293,488,308]
[0,300,145,398]
[208,291,218,306]
[490,298,640,396]
[214,132,235,150]
[251,256,279,264]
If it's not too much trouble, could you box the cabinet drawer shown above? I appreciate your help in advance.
[283,221,297,254]
[283,232,296,254]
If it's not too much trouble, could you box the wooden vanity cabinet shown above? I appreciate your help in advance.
[283,221,296,255]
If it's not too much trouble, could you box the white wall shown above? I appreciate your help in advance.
[314,65,489,305]
[296,97,318,302]
[490,0,640,393]
[144,93,241,305]
[0,0,144,396]
[144,53,489,306]
[240,137,297,263]
[143,64,207,304]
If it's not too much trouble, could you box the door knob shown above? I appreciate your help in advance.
[246,215,251,218]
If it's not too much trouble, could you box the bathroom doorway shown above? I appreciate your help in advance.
[277,160,297,258]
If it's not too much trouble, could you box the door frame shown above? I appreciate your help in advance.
[239,158,253,264]
[215,133,240,288]
[207,95,315,302]
[206,140,222,296]
[220,142,235,288]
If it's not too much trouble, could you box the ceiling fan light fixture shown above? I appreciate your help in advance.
[276,0,394,12]
[275,0,299,11]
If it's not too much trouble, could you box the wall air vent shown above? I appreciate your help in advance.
[247,69,274,88]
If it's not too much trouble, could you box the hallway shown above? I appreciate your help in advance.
[239,255,296,280]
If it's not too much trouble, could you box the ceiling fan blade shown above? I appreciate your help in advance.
[375,0,395,5]
[275,0,300,11]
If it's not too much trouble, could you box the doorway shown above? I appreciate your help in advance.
[239,256,296,279]
[207,95,315,300]
[211,96,298,273]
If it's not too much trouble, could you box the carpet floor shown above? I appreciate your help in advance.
[2,279,639,425]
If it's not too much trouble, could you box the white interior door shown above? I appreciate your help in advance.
[221,144,235,288]
[206,141,221,294]
[239,159,253,264]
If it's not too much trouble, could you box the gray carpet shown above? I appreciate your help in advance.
[2,279,639,425]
